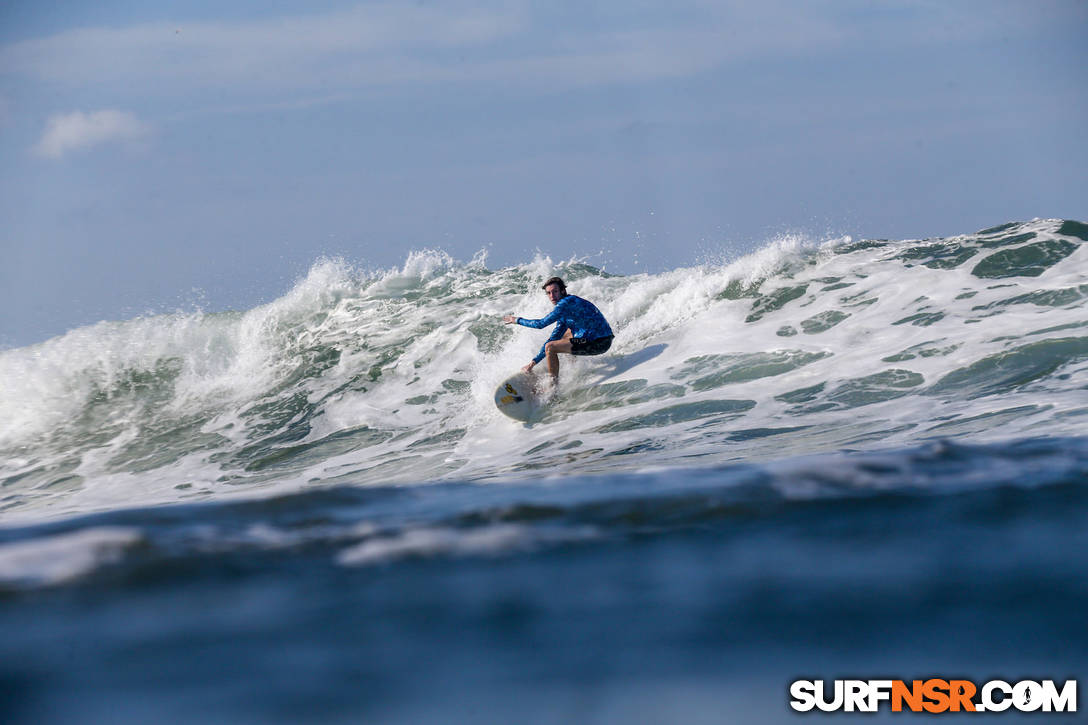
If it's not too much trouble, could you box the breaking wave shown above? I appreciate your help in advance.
[2,219,1087,523]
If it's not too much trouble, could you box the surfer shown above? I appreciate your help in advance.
[503,276,614,383]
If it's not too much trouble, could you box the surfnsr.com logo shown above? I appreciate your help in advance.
[789,679,1077,713]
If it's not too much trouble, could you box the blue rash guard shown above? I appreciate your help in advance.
[517,294,614,364]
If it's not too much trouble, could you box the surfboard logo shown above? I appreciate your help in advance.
[500,383,524,404]
[494,374,535,421]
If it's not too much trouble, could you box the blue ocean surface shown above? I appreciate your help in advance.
[1,220,1087,723]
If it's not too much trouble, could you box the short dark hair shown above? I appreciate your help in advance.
[542,276,567,295]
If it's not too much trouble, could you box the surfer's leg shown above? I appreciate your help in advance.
[544,330,574,382]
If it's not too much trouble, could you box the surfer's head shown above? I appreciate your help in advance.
[542,277,567,304]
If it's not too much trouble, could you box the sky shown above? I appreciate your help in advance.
[1,0,1086,348]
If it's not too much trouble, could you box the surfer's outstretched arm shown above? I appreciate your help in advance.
[512,304,563,329]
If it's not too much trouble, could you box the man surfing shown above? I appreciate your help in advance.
[503,276,614,384]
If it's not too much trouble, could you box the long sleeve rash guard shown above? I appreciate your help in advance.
[516,295,614,364]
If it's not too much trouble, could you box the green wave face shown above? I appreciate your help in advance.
[1,220,1086,522]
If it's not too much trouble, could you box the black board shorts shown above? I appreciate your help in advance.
[570,335,614,356]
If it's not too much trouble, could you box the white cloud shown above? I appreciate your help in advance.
[1,3,528,91]
[33,109,151,159]
[0,1,854,100]
[0,0,1063,107]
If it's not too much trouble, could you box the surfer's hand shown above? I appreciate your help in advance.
[502,315,517,324]
[522,361,535,373]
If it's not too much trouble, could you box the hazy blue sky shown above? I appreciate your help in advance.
[2,0,1086,347]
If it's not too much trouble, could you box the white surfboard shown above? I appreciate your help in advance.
[494,372,538,422]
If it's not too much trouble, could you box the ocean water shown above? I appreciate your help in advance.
[1,219,1086,723]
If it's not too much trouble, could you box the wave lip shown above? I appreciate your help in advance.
[336,523,599,567]
[0,526,142,588]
